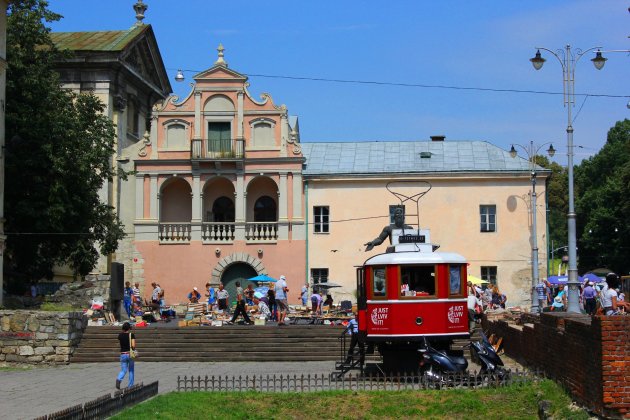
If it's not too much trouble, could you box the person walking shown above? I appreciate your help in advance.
[227,286,253,325]
[275,275,289,325]
[344,313,365,367]
[116,322,136,389]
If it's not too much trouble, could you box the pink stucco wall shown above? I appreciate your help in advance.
[135,240,306,305]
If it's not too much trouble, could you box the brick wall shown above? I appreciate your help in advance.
[483,313,629,419]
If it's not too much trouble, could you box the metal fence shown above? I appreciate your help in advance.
[33,381,158,420]
[177,369,540,393]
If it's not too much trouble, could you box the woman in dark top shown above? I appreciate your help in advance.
[267,289,277,321]
[116,322,136,389]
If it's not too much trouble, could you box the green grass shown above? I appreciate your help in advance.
[111,380,588,420]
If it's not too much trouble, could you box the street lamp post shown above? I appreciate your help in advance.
[510,141,556,313]
[530,45,607,313]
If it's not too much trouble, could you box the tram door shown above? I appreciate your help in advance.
[221,263,257,306]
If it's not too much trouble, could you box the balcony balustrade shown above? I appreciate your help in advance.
[155,221,278,243]
[201,222,235,242]
[158,223,192,243]
[245,222,278,241]
[191,138,244,160]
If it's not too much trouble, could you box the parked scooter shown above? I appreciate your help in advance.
[418,334,508,387]
[418,338,468,386]
[469,331,508,378]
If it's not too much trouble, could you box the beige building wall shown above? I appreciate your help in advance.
[307,174,548,308]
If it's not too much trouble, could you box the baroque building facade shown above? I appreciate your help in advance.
[50,5,549,308]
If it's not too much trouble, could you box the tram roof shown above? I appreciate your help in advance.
[301,140,548,176]
[364,251,467,266]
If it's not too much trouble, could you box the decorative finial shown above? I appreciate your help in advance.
[133,0,148,25]
[215,43,228,67]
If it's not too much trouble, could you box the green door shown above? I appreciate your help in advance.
[221,263,257,306]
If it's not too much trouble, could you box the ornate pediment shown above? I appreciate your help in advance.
[193,65,248,83]
[119,25,171,99]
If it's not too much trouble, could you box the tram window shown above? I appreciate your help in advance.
[449,265,462,295]
[372,268,386,297]
[401,266,435,297]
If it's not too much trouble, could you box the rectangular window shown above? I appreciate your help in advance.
[208,122,231,154]
[313,206,329,233]
[481,266,498,286]
[400,265,435,297]
[389,205,405,225]
[449,265,462,295]
[311,268,328,284]
[372,267,387,298]
[480,205,496,232]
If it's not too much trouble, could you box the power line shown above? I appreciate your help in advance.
[171,68,630,99]
[246,73,629,99]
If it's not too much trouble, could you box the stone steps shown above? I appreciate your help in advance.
[71,325,346,363]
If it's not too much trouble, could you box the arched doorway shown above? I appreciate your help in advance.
[221,263,257,306]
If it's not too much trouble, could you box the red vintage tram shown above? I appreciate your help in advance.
[355,185,469,373]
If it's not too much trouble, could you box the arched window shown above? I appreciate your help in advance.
[254,196,277,222]
[211,196,235,222]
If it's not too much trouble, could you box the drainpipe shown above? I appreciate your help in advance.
[305,181,309,287]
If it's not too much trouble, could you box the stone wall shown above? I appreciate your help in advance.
[0,310,87,364]
[483,313,629,419]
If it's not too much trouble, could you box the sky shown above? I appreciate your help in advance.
[48,1,629,165]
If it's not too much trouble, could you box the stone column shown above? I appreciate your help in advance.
[279,173,288,221]
[280,112,288,157]
[135,174,144,220]
[149,174,158,221]
[194,91,202,139]
[234,174,245,240]
[292,172,303,220]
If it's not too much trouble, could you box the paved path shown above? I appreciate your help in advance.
[0,361,335,420]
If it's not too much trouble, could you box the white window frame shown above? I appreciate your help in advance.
[313,206,329,234]
[480,205,496,232]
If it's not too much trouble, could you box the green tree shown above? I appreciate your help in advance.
[5,0,125,282]
[575,119,630,275]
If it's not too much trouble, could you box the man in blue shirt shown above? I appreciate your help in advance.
[344,313,365,366]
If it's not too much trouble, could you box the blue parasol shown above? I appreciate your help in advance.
[548,275,588,284]
[248,274,278,283]
[582,272,604,283]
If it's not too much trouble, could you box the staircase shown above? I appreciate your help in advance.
[71,325,345,363]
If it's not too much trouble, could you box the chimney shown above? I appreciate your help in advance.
[430,135,445,142]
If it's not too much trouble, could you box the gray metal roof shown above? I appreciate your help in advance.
[301,140,540,176]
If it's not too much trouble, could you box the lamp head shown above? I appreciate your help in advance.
[530,50,545,70]
[547,144,556,157]
[591,50,607,70]
[175,69,185,82]
[509,145,517,158]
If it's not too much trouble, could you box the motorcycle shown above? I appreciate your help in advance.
[469,331,508,379]
[419,334,508,387]
[418,338,468,387]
